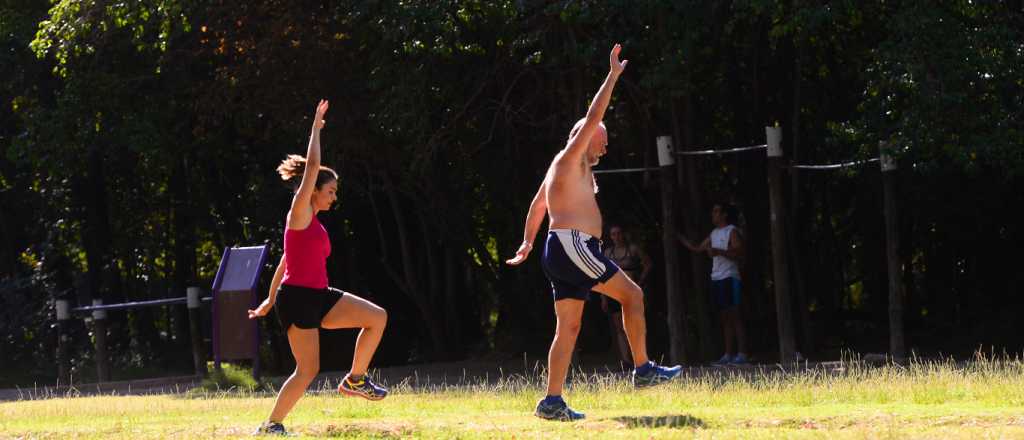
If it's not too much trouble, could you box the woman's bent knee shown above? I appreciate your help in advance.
[296,365,320,381]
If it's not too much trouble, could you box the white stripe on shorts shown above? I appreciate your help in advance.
[572,230,603,275]
[551,229,606,279]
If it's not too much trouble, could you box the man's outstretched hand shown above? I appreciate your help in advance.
[505,242,533,266]
[610,43,628,76]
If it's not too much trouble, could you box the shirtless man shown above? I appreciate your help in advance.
[506,44,682,421]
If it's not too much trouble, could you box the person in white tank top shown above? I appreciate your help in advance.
[710,224,741,282]
[677,202,749,366]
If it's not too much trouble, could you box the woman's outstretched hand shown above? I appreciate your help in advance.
[248,298,274,319]
[313,99,329,130]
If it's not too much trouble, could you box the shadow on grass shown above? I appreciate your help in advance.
[612,414,706,429]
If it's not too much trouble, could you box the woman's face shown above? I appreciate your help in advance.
[609,227,624,244]
[312,179,338,211]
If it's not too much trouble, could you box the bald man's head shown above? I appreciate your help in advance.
[568,118,608,166]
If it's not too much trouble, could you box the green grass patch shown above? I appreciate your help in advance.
[4,357,1024,438]
[186,362,269,395]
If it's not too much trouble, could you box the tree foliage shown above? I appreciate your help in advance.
[2,0,1023,381]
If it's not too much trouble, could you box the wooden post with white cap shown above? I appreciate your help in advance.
[880,143,906,361]
[658,135,688,363]
[55,298,71,385]
[92,298,111,382]
[187,286,208,377]
[766,126,797,363]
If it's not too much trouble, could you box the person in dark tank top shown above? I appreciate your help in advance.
[601,224,651,366]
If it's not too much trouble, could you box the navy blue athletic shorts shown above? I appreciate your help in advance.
[710,277,741,311]
[541,229,620,301]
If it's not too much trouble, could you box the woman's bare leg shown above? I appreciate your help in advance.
[268,327,319,423]
[320,292,387,376]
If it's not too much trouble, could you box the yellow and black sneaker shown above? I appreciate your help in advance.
[338,374,388,401]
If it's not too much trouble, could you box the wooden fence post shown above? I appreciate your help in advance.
[766,126,797,363]
[880,144,906,361]
[92,299,111,382]
[658,135,688,364]
[55,299,71,385]
[187,286,208,377]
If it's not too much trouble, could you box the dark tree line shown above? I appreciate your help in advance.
[1,1,1022,383]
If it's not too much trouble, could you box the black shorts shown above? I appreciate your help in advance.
[275,284,344,330]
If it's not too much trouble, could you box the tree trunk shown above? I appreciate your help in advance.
[80,143,119,377]
[444,245,461,358]
[819,176,844,337]
[738,152,770,348]
[788,48,814,354]
[82,145,116,305]
[417,213,449,359]
[882,166,906,360]
[674,96,713,361]
[0,183,16,276]
[380,176,447,358]
[171,153,195,354]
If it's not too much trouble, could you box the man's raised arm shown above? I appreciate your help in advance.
[563,44,628,159]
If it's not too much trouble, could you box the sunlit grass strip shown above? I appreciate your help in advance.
[3,355,1024,439]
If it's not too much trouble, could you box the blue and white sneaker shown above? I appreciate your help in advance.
[730,353,750,365]
[632,361,683,388]
[253,421,289,436]
[534,397,586,421]
[338,374,388,401]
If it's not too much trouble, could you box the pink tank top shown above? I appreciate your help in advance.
[281,215,331,289]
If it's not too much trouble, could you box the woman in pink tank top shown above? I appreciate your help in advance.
[247,100,389,436]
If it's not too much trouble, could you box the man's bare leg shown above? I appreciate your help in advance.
[546,299,585,397]
[591,271,649,367]
[594,271,681,387]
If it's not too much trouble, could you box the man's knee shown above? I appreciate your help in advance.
[620,285,644,309]
[375,307,388,328]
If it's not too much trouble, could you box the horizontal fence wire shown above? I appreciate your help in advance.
[675,144,768,156]
[594,148,879,174]
[789,157,880,170]
[71,296,213,313]
[593,166,662,174]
